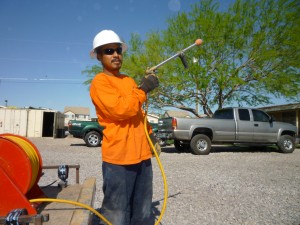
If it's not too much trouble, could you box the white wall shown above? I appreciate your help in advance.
[0,108,65,138]
[0,109,28,136]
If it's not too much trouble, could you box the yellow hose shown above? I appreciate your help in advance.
[144,113,168,225]
[29,198,112,225]
[26,100,168,225]
[29,119,168,225]
[28,116,168,225]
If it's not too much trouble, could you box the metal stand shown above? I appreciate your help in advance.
[0,213,49,225]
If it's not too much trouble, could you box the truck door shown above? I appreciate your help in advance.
[236,108,254,141]
[212,108,236,141]
[251,109,277,142]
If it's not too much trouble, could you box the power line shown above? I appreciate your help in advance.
[0,38,90,46]
[0,57,90,64]
[0,77,86,84]
[0,77,84,81]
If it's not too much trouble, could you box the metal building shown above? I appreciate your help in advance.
[259,102,300,136]
[0,108,65,138]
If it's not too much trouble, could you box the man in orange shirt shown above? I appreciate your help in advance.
[90,30,159,225]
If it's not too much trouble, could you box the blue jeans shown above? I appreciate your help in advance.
[99,159,154,225]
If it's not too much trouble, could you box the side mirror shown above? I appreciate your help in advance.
[269,116,274,123]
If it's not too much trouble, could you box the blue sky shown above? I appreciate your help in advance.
[1,0,239,117]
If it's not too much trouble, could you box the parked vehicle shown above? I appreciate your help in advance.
[157,107,299,155]
[68,120,159,147]
[149,122,158,134]
[68,119,104,147]
[149,121,170,146]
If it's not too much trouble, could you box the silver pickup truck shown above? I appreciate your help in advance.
[157,107,299,155]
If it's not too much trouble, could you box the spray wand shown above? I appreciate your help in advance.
[146,38,203,73]
[144,38,203,225]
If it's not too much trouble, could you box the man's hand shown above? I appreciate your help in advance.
[139,73,159,94]
[149,133,161,157]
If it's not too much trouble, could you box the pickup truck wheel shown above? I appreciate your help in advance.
[85,131,102,147]
[277,135,295,153]
[190,134,211,155]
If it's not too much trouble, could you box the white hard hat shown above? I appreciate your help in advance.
[90,30,128,58]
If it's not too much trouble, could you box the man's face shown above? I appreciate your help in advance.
[97,43,123,73]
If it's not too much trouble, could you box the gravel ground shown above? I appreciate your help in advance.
[30,136,300,225]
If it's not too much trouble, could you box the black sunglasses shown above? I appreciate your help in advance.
[103,47,123,55]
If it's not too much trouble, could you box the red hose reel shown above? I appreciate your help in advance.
[0,133,45,216]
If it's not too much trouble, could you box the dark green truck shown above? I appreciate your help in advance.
[68,119,104,147]
[68,119,158,147]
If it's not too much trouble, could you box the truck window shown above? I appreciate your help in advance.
[213,108,234,119]
[238,109,250,121]
[252,109,270,122]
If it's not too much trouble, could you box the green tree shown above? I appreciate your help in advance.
[83,0,300,116]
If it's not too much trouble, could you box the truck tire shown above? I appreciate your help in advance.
[84,131,102,147]
[277,135,295,153]
[190,134,211,155]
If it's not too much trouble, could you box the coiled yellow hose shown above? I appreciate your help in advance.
[2,134,40,192]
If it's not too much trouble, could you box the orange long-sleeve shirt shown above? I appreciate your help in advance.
[90,72,152,165]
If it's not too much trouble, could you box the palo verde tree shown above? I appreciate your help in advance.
[83,0,300,117]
